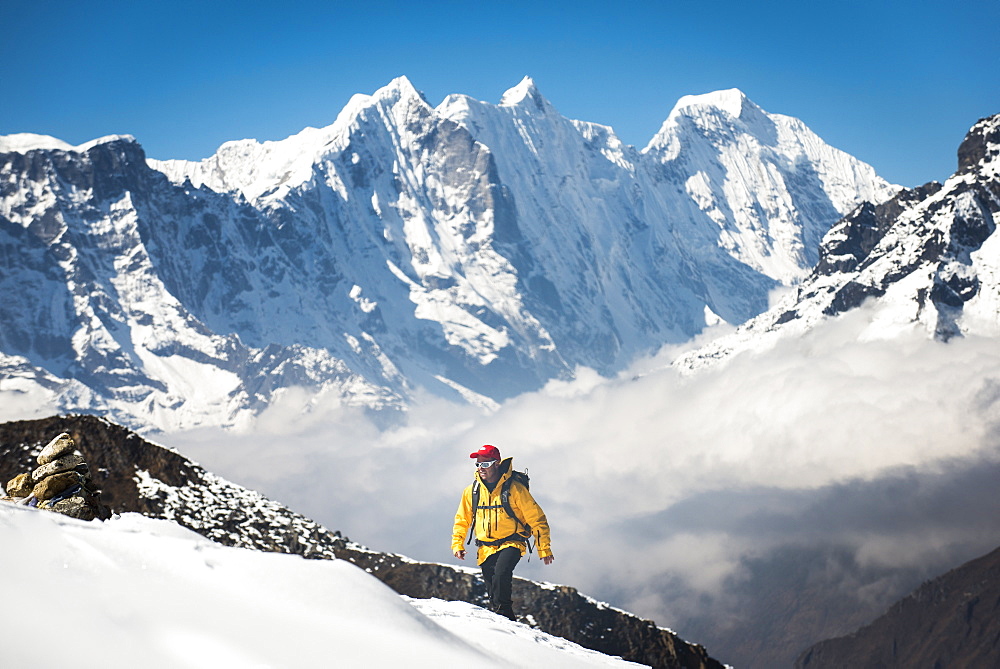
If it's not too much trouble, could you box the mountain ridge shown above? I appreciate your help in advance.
[0,78,897,430]
[796,541,1000,668]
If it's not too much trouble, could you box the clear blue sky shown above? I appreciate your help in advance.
[3,0,997,187]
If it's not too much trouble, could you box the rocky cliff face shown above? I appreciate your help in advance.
[796,543,1000,668]
[0,136,403,431]
[0,414,723,669]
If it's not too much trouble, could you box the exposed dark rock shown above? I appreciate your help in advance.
[809,115,997,326]
[47,495,102,520]
[957,115,1000,174]
[823,279,886,316]
[813,181,942,278]
[0,414,724,669]
[796,544,1000,668]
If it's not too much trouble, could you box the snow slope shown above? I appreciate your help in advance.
[0,504,641,668]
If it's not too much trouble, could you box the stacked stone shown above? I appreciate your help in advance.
[2,432,111,521]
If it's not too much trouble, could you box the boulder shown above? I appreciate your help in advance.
[47,495,98,521]
[32,471,82,501]
[37,432,76,465]
[31,453,85,483]
[6,472,33,497]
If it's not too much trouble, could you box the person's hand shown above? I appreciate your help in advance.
[542,555,555,565]
[454,550,466,560]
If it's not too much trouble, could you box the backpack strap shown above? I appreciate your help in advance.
[475,532,529,547]
[499,479,525,532]
[500,477,533,554]
[465,479,480,546]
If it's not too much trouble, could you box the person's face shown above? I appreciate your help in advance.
[476,456,502,483]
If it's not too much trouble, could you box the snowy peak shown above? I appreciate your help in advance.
[671,88,754,121]
[371,74,430,108]
[0,133,75,153]
[499,75,553,113]
[645,88,774,154]
[150,75,437,202]
[150,121,344,202]
[500,76,539,104]
[642,88,899,284]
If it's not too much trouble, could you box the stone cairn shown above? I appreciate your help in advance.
[2,432,111,521]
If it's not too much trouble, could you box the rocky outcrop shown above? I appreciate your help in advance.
[958,115,1000,174]
[812,182,943,278]
[2,431,111,520]
[816,114,999,333]
[796,544,1000,668]
[0,414,724,669]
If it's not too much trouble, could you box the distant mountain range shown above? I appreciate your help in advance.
[0,77,896,430]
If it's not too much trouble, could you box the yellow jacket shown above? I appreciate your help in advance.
[452,458,552,565]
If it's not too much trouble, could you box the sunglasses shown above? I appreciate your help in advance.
[475,460,498,469]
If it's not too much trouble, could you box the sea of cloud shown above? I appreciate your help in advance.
[143,307,1000,664]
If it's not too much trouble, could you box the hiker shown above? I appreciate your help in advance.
[452,444,554,620]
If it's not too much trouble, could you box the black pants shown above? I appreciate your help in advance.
[480,545,522,619]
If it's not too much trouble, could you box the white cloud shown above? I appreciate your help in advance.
[164,307,1000,658]
[0,388,59,423]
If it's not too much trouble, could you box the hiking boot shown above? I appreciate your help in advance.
[495,604,516,621]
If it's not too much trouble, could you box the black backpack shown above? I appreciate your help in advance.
[466,469,533,550]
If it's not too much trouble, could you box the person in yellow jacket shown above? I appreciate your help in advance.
[452,444,554,620]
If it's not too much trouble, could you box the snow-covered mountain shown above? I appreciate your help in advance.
[0,77,897,430]
[674,113,1000,372]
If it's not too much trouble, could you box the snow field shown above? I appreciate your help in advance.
[0,505,642,668]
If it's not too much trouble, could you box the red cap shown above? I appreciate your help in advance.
[470,444,501,460]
